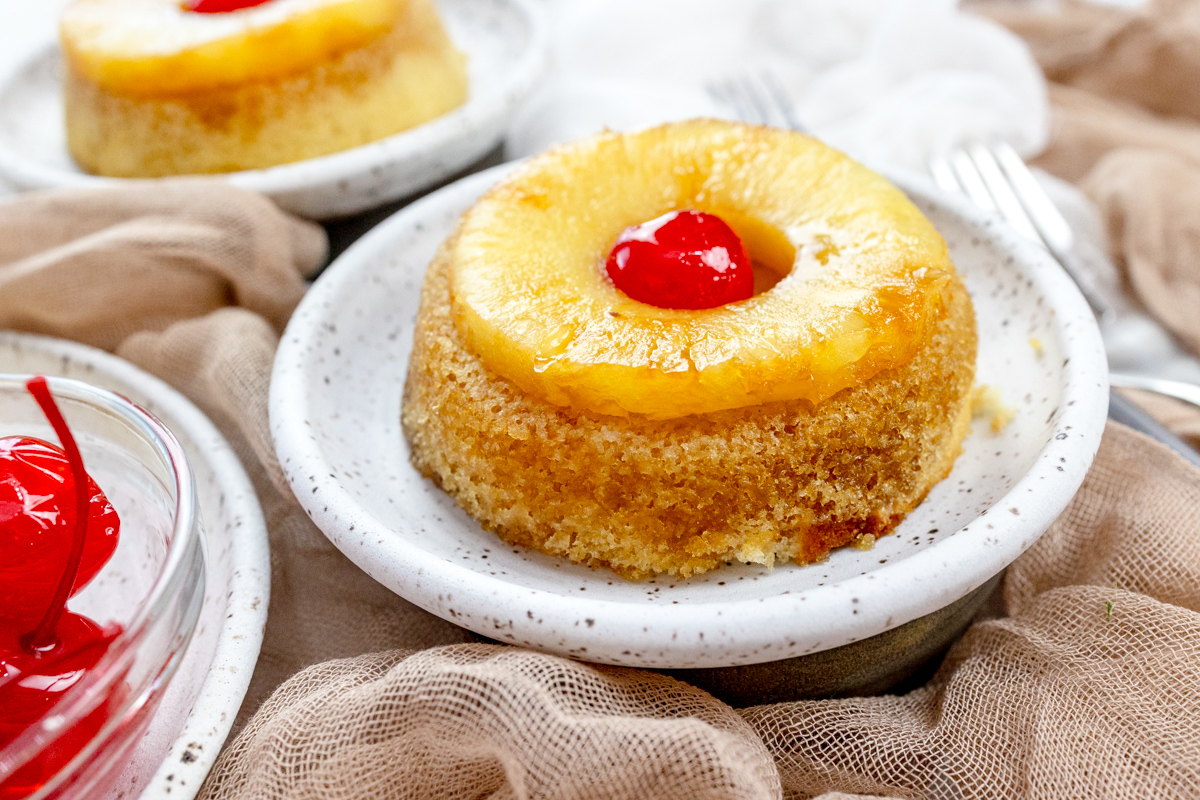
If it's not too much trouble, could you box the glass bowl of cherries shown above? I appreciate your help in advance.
[0,374,205,799]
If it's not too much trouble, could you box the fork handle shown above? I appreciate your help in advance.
[1051,246,1117,325]
[1108,391,1200,468]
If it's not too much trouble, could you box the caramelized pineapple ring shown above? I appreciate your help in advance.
[451,120,957,420]
[61,0,406,97]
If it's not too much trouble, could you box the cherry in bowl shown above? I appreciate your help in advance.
[0,375,204,800]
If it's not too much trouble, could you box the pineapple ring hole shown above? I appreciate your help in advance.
[702,207,796,296]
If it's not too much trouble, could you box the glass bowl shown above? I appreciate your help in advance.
[0,375,206,800]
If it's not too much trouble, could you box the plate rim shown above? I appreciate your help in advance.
[270,161,1109,669]
[0,0,548,214]
[0,331,270,800]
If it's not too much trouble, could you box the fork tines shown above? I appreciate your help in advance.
[707,73,805,132]
[930,141,1115,322]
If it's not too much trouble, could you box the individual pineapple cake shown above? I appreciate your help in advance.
[60,0,468,177]
[402,120,977,579]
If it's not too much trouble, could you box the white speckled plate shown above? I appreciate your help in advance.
[0,0,547,219]
[270,163,1108,670]
[0,333,269,800]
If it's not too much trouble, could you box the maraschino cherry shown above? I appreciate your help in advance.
[0,437,119,629]
[183,0,273,13]
[0,377,123,798]
[605,210,754,310]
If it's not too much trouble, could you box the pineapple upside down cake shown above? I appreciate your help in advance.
[60,0,467,176]
[402,120,977,579]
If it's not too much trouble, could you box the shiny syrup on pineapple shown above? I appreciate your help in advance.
[0,377,122,799]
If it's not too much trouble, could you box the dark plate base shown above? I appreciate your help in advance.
[663,573,1004,706]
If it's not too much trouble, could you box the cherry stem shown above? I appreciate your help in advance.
[22,377,91,653]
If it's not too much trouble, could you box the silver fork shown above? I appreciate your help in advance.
[711,75,1200,466]
[929,141,1116,325]
[708,73,805,133]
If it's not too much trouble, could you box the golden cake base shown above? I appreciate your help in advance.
[402,237,977,579]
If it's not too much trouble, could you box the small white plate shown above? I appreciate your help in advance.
[0,333,270,800]
[0,0,547,219]
[270,164,1108,670]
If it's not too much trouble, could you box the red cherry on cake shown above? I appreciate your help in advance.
[0,436,120,628]
[605,210,754,310]
[183,0,273,13]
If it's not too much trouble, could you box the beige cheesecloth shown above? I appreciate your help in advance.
[2,1,1200,796]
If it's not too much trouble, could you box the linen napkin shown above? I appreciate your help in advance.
[978,0,1200,375]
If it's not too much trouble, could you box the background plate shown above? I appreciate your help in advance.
[0,0,547,219]
[270,163,1108,669]
[0,333,269,800]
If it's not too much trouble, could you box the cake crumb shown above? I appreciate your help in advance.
[971,384,1015,433]
[1029,337,1043,356]
[851,534,876,551]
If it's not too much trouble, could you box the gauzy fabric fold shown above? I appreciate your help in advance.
[980,0,1200,368]
[199,423,1200,800]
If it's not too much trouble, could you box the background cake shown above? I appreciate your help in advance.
[403,121,978,579]
[60,0,468,176]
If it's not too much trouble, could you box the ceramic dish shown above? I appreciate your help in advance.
[0,333,270,800]
[270,163,1108,670]
[0,0,547,219]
